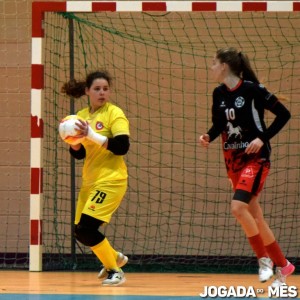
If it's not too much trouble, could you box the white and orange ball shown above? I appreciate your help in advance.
[58,115,85,145]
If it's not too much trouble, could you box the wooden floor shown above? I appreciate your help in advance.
[0,271,299,298]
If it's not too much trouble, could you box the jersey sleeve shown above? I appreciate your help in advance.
[256,84,278,109]
[255,84,291,142]
[207,88,224,142]
[110,107,130,137]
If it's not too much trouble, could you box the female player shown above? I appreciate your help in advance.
[199,47,295,287]
[61,70,129,286]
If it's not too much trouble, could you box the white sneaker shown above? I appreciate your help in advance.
[271,261,295,287]
[102,269,126,286]
[98,252,128,279]
[258,257,274,282]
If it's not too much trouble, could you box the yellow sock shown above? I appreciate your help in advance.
[111,248,118,260]
[91,238,119,271]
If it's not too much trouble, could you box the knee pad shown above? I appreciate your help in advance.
[74,214,105,247]
[74,224,105,247]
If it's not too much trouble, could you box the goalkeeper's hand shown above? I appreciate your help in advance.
[74,119,107,147]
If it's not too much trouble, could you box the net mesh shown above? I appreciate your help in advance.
[31,11,300,271]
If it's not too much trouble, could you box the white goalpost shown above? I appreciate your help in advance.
[30,1,300,272]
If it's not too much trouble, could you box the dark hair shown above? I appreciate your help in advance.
[61,70,113,98]
[216,47,259,84]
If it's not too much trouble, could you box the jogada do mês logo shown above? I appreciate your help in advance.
[199,285,298,298]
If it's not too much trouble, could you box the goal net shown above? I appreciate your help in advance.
[11,2,300,272]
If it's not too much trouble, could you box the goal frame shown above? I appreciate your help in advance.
[30,0,300,271]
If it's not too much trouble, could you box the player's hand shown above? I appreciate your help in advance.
[245,138,264,154]
[199,134,210,148]
[74,119,89,137]
[74,119,107,147]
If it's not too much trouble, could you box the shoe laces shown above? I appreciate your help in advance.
[259,258,272,270]
[274,267,286,283]
[106,270,117,279]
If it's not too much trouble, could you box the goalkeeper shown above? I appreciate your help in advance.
[61,70,130,286]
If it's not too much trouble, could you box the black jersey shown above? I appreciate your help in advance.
[207,80,290,173]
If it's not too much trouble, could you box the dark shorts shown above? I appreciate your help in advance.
[228,159,270,203]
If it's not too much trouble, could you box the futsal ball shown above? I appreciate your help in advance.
[59,115,85,145]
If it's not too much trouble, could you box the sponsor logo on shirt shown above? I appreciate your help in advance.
[88,205,96,211]
[224,141,249,150]
[242,167,254,178]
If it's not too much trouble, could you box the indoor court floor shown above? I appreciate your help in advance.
[0,271,299,300]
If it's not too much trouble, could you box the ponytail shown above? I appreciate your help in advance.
[61,70,112,98]
[239,52,259,84]
[61,79,86,98]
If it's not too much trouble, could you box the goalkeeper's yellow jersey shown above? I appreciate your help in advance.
[77,102,130,186]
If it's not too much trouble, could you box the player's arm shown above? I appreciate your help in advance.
[69,144,86,160]
[256,87,291,143]
[75,119,108,147]
[206,122,222,143]
[258,101,290,143]
[107,111,130,155]
[107,135,130,155]
[205,89,224,143]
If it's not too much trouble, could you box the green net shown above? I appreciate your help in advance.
[40,11,300,272]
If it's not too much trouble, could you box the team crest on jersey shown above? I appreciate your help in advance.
[95,121,104,130]
[235,96,245,108]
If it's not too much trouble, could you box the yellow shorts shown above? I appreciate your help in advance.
[75,180,127,225]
